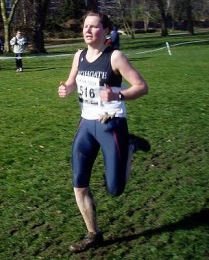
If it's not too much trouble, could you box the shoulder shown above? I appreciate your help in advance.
[71,49,86,69]
[75,49,83,57]
[74,49,86,62]
[111,50,127,62]
[10,37,15,44]
[111,50,132,71]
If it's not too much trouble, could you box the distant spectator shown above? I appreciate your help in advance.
[10,30,28,72]
[110,25,120,50]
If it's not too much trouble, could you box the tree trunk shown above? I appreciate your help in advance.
[118,0,135,38]
[30,0,49,53]
[156,0,168,36]
[0,0,20,52]
[144,14,149,32]
[3,23,10,52]
[32,27,46,53]
[186,0,194,35]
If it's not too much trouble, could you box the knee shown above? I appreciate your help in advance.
[107,185,125,197]
[74,187,89,198]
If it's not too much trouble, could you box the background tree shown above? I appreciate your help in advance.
[170,0,194,34]
[0,0,21,52]
[97,0,135,38]
[194,0,209,20]
[1,0,209,54]
[186,0,194,35]
[154,0,169,36]
[118,0,135,38]
[139,0,158,32]
[140,0,152,32]
[29,0,49,53]
[84,0,98,11]
[0,0,49,53]
[45,0,84,38]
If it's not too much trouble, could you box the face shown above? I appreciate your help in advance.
[83,15,106,46]
[16,31,22,38]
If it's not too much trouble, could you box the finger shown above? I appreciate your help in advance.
[104,84,113,94]
[104,83,110,89]
[58,86,65,92]
[60,81,67,87]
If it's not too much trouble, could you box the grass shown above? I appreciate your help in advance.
[0,32,209,259]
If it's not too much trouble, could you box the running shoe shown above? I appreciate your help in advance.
[128,134,151,153]
[69,231,104,253]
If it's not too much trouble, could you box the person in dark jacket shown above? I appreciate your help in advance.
[110,25,120,50]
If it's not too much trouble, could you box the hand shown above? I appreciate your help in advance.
[58,81,68,98]
[100,84,117,102]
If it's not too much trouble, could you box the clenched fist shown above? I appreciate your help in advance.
[100,84,118,102]
[58,82,68,98]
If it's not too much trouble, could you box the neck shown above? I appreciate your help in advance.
[86,44,107,63]
[88,44,107,54]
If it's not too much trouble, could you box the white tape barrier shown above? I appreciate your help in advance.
[0,39,208,60]
[126,39,208,56]
[0,53,73,60]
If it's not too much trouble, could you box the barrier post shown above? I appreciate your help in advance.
[166,42,172,55]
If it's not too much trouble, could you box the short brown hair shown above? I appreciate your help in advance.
[83,12,112,30]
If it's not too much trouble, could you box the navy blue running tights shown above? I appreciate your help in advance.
[72,117,129,196]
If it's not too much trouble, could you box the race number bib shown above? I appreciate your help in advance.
[76,75,101,105]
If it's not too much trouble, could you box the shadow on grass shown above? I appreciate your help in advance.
[122,42,164,52]
[128,57,152,62]
[26,66,69,72]
[103,208,209,246]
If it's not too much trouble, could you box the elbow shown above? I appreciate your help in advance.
[144,84,149,95]
[141,82,149,96]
